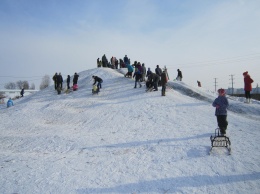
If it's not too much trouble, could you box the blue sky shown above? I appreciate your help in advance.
[0,0,260,90]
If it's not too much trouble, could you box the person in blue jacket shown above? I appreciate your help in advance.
[125,63,134,78]
[212,88,229,136]
[133,68,142,88]
[7,98,14,108]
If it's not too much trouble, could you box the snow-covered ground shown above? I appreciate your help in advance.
[1,68,260,194]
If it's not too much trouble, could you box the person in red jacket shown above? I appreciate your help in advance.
[243,71,254,103]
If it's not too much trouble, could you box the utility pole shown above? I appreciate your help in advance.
[229,74,235,95]
[214,78,218,92]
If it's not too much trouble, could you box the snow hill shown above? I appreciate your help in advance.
[1,68,260,194]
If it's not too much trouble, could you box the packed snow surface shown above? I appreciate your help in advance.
[1,68,260,194]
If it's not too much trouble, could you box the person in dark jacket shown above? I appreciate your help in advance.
[73,73,79,85]
[92,75,103,89]
[161,71,168,96]
[243,71,254,103]
[133,68,142,88]
[57,73,63,89]
[20,88,24,97]
[141,63,146,82]
[147,73,160,91]
[146,68,152,78]
[67,75,70,89]
[53,72,58,90]
[176,69,183,81]
[197,81,201,87]
[212,88,229,136]
[155,65,162,86]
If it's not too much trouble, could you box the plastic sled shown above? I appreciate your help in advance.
[210,128,231,155]
[73,84,78,91]
[92,85,99,95]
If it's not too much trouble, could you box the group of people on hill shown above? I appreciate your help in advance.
[53,72,79,94]
[97,54,146,70]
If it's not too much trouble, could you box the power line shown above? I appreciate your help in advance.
[229,75,235,95]
[214,78,218,92]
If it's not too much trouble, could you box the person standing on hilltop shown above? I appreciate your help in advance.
[73,72,79,85]
[176,69,183,81]
[53,72,58,90]
[243,71,254,103]
[67,75,71,89]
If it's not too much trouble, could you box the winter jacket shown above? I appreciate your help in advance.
[244,75,254,91]
[73,74,79,85]
[155,67,162,76]
[127,64,134,72]
[161,72,168,85]
[20,89,24,96]
[148,73,160,83]
[133,70,142,81]
[93,76,103,85]
[212,96,229,116]
[142,65,146,75]
[67,75,70,83]
[177,70,182,78]
[7,99,13,108]
[57,74,63,84]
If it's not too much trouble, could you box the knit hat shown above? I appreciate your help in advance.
[218,88,225,96]
[243,71,248,76]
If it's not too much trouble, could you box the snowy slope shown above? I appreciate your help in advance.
[0,68,260,194]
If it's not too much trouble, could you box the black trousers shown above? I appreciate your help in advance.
[245,91,251,99]
[217,115,228,134]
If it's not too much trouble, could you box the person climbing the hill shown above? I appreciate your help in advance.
[92,75,103,89]
[243,71,254,103]
[133,68,142,88]
[212,88,229,136]
[7,98,13,108]
[176,69,183,81]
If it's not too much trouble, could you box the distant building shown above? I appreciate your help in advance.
[226,87,259,95]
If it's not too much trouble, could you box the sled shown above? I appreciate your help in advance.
[209,128,231,155]
[145,87,154,92]
[92,85,99,95]
[72,84,78,91]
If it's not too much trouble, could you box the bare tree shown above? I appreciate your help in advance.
[4,82,16,89]
[22,81,29,89]
[30,83,35,90]
[16,80,23,89]
[16,80,30,89]
[40,75,51,90]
